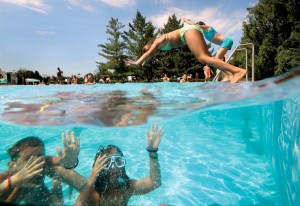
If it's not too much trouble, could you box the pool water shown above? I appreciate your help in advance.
[0,68,300,205]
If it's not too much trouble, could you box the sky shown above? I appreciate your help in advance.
[0,0,258,77]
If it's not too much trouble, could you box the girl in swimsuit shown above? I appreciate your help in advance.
[74,124,164,206]
[182,18,234,81]
[125,24,246,84]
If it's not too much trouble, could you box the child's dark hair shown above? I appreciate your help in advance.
[7,137,45,161]
[93,145,130,193]
[197,21,206,25]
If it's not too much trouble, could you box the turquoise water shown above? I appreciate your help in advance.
[0,68,300,205]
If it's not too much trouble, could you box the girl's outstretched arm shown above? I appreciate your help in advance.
[74,154,107,206]
[131,124,164,195]
[125,35,166,67]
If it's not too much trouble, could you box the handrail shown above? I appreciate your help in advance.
[0,68,7,79]
[237,48,248,81]
[212,43,255,82]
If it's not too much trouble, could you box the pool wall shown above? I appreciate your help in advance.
[262,95,300,206]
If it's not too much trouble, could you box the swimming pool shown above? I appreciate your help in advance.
[0,68,299,205]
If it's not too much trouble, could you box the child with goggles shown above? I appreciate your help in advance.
[75,124,164,206]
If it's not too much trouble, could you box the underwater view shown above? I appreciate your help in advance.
[0,67,300,206]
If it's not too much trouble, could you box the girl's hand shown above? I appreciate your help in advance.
[13,156,45,187]
[125,59,137,67]
[56,130,80,168]
[146,124,164,151]
[89,154,107,185]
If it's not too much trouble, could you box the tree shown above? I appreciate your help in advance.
[123,10,157,81]
[240,0,300,80]
[97,18,127,80]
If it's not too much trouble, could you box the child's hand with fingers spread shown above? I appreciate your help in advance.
[146,124,164,152]
[12,156,45,188]
[89,154,107,185]
[57,130,80,168]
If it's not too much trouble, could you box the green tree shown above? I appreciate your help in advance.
[123,10,157,81]
[241,0,300,80]
[97,18,127,80]
[14,68,43,84]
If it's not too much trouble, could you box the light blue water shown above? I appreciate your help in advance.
[0,68,300,205]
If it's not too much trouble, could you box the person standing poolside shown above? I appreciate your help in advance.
[0,131,86,205]
[57,67,64,85]
[182,18,235,82]
[125,23,246,84]
[203,65,213,82]
[74,124,164,206]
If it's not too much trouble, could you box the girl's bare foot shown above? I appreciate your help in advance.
[230,69,247,84]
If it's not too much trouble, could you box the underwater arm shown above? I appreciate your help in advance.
[74,154,107,205]
[47,165,87,192]
[131,124,164,195]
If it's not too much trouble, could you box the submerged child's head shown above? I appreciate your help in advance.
[8,136,45,162]
[7,136,45,183]
[93,145,130,193]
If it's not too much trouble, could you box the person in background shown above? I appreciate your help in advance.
[99,76,105,84]
[182,18,234,82]
[0,131,86,205]
[180,74,187,83]
[162,74,170,82]
[74,124,164,206]
[84,73,96,85]
[57,67,63,85]
[71,75,78,85]
[203,65,214,82]
[105,77,111,83]
[125,22,246,84]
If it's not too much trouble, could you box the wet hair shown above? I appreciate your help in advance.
[93,145,130,194]
[197,21,206,25]
[7,136,45,161]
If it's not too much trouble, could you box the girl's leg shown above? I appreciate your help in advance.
[184,30,246,83]
[215,48,233,81]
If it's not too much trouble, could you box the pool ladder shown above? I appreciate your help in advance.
[212,43,255,82]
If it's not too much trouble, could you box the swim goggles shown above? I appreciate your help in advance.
[105,155,126,170]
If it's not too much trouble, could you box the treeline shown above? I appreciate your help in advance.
[229,0,299,80]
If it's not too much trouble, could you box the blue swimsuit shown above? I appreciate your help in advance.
[203,27,233,50]
[203,27,217,41]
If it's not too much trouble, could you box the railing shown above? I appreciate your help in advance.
[212,43,255,82]
[0,68,7,79]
